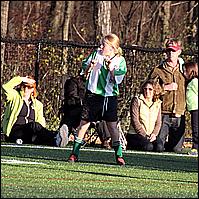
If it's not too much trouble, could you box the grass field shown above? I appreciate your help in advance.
[1,143,198,198]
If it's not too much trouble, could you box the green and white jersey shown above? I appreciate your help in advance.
[82,49,127,97]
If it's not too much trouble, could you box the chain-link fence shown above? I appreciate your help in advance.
[1,38,198,137]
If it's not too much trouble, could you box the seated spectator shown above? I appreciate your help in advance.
[126,79,162,152]
[183,62,198,156]
[59,72,113,148]
[59,72,85,138]
[1,76,68,147]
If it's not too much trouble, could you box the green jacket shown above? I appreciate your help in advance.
[186,78,198,111]
[148,60,186,116]
[2,76,46,137]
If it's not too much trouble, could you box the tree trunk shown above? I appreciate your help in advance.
[50,1,66,40]
[136,1,146,45]
[63,1,75,41]
[159,1,171,42]
[1,1,9,66]
[187,1,197,45]
[21,1,30,39]
[97,1,112,37]
[1,1,9,38]
[93,1,98,42]
[61,1,75,74]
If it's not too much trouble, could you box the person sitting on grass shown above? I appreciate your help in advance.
[2,75,68,147]
[126,79,162,152]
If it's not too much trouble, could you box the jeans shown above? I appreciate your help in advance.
[126,133,163,152]
[156,114,185,152]
[190,110,198,150]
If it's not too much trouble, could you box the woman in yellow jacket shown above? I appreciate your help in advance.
[126,79,162,151]
[2,76,68,147]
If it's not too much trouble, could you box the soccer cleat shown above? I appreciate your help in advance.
[116,157,125,166]
[56,124,69,147]
[68,154,78,162]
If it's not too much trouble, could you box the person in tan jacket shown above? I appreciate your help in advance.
[126,79,162,151]
[147,38,186,153]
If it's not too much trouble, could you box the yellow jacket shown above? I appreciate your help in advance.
[2,76,46,137]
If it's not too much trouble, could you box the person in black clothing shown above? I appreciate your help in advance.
[59,73,85,136]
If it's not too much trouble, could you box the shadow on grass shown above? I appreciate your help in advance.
[1,143,198,173]
[4,162,197,185]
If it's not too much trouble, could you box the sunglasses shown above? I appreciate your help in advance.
[166,49,177,52]
[144,88,153,91]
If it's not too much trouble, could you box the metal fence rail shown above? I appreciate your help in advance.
[1,38,198,135]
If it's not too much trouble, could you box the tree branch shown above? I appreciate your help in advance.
[72,24,87,43]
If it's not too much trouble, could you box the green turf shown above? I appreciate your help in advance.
[1,144,198,198]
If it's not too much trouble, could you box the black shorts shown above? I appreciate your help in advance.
[81,90,118,122]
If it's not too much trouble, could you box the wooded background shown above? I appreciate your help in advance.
[1,1,198,46]
[1,1,198,137]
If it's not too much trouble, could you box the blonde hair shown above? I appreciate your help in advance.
[101,33,123,56]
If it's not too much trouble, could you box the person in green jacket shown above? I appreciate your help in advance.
[2,75,68,147]
[68,33,127,165]
[183,62,198,156]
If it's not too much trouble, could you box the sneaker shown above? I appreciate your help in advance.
[188,149,198,156]
[102,140,111,149]
[68,154,78,162]
[56,124,69,147]
[116,157,125,166]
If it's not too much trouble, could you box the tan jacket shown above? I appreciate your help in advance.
[148,60,186,115]
[128,95,162,137]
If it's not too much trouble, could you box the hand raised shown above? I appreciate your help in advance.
[22,76,36,85]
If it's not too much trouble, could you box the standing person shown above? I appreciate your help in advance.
[147,38,186,153]
[126,79,162,152]
[68,33,127,165]
[183,62,198,156]
[2,75,69,147]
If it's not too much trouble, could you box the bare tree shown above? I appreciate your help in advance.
[159,1,171,42]
[112,1,141,44]
[1,1,9,66]
[1,1,9,38]
[1,1,198,48]
[97,1,112,37]
[49,1,65,40]
[63,1,75,41]
[187,1,198,45]
[47,1,74,41]
[136,1,146,45]
[21,2,33,38]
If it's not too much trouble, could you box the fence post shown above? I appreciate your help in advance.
[35,42,41,87]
